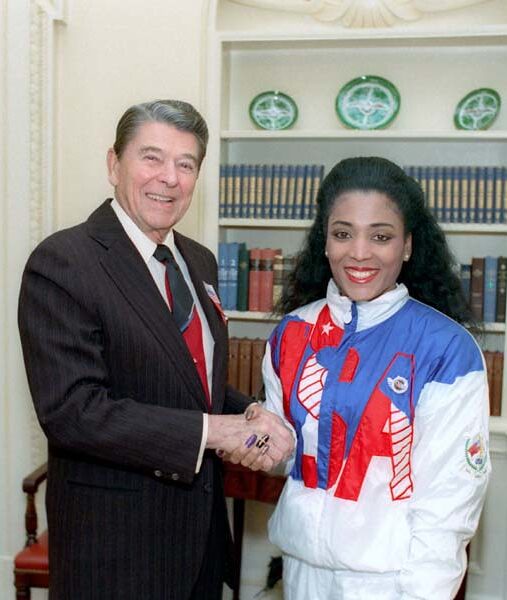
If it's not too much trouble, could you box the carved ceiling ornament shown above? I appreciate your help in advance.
[227,0,490,27]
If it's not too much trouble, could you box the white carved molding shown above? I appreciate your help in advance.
[28,0,66,467]
[228,0,490,27]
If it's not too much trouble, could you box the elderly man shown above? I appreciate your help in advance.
[18,99,293,600]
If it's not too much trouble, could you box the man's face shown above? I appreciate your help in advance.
[107,121,200,243]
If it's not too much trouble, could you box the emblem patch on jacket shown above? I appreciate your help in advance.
[464,433,487,476]
[204,282,228,323]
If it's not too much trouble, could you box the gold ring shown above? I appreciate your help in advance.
[255,434,270,449]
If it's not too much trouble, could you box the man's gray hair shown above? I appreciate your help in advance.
[113,99,209,167]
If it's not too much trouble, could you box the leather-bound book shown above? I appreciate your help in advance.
[470,257,485,320]
[236,242,249,312]
[250,338,267,401]
[496,256,507,323]
[490,352,503,417]
[258,248,277,313]
[248,248,262,312]
[238,338,253,397]
[227,337,240,389]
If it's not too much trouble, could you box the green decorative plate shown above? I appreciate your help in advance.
[336,75,400,130]
[454,88,501,130]
[249,91,298,130]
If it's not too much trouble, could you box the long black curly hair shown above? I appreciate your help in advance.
[276,156,474,326]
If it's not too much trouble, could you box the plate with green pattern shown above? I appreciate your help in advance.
[454,88,501,130]
[336,75,400,130]
[249,91,298,130]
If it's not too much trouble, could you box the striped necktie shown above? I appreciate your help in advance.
[153,244,211,407]
[153,244,194,332]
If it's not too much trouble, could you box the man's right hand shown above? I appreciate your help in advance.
[206,407,294,472]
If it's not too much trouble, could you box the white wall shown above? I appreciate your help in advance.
[55,0,207,233]
[0,1,210,598]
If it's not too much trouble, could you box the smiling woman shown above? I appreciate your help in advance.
[325,190,411,302]
[262,156,490,600]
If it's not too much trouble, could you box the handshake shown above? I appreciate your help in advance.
[206,403,295,472]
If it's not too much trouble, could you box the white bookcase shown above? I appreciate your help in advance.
[204,2,507,598]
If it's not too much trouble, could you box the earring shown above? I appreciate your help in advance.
[325,250,328,257]
[404,254,410,261]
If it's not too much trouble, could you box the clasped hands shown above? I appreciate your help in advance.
[206,404,295,472]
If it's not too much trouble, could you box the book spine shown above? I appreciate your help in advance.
[254,165,264,219]
[435,165,444,222]
[461,166,470,223]
[250,338,267,402]
[452,166,461,223]
[227,242,240,311]
[483,256,498,323]
[500,167,507,224]
[227,337,240,389]
[270,165,280,219]
[470,257,485,320]
[483,351,495,415]
[302,165,313,221]
[460,263,471,305]
[236,242,250,312]
[495,256,507,323]
[219,164,226,218]
[263,164,273,219]
[225,164,234,218]
[248,248,262,311]
[418,165,427,201]
[272,249,284,308]
[248,164,257,218]
[485,167,494,224]
[475,166,485,223]
[426,166,436,219]
[310,165,324,219]
[293,165,305,220]
[285,165,296,220]
[233,164,242,218]
[490,351,503,416]
[258,248,277,312]
[240,164,250,218]
[278,165,289,219]
[238,338,253,397]
[443,166,452,223]
[218,242,229,307]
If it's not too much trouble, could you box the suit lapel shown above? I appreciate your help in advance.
[86,201,208,408]
[175,233,228,412]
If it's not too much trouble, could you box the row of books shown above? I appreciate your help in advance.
[460,256,507,323]
[227,337,267,401]
[219,164,507,224]
[403,165,507,224]
[219,164,325,220]
[484,351,504,417]
[218,242,295,312]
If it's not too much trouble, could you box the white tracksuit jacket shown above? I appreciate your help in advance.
[264,281,490,599]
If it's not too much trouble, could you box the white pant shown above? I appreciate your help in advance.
[282,555,401,600]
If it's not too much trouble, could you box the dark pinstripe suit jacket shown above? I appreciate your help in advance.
[18,200,250,599]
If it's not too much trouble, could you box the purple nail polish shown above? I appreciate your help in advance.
[216,449,224,457]
[245,434,257,448]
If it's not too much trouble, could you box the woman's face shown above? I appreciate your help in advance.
[325,190,412,302]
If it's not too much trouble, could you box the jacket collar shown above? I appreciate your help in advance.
[327,279,409,332]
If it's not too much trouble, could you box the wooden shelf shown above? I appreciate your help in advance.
[222,130,507,141]
[226,310,280,322]
[220,219,507,234]
[219,26,507,45]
